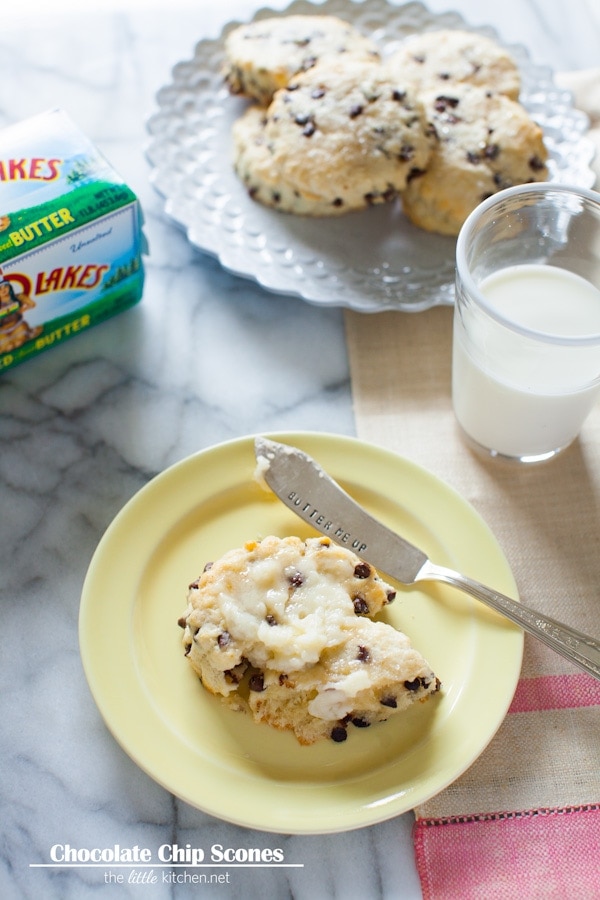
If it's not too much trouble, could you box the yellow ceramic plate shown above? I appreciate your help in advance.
[79,432,523,834]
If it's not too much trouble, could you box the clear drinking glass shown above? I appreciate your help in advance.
[453,183,600,463]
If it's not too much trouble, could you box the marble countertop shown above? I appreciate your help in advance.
[2,1,599,898]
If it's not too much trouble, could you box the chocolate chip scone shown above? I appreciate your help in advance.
[248,616,441,745]
[232,58,434,216]
[222,15,380,106]
[178,535,441,745]
[385,29,521,100]
[402,84,548,236]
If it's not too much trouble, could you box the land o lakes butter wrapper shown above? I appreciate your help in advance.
[0,108,147,372]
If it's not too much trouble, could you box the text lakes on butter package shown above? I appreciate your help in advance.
[0,108,147,372]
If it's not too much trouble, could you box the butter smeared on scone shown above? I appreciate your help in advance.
[178,535,441,745]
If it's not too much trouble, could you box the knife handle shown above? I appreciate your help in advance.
[422,562,600,681]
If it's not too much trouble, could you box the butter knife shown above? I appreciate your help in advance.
[255,436,600,682]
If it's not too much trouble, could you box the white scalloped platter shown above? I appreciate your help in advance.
[145,0,596,313]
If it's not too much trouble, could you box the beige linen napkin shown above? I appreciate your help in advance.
[345,70,600,898]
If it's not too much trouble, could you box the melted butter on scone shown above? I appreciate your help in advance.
[179,535,441,744]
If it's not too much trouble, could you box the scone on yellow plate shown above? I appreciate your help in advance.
[179,535,441,745]
[232,57,434,216]
[402,83,548,236]
[222,14,380,106]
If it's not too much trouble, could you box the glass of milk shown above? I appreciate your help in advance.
[453,183,600,463]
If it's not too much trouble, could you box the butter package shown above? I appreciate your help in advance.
[0,109,146,372]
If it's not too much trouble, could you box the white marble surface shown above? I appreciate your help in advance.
[1,2,599,898]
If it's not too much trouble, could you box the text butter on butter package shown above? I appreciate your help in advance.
[0,108,147,372]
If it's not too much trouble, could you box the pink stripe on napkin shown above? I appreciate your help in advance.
[508,673,600,713]
[414,805,600,900]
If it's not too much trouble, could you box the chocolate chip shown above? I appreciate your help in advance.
[266,614,277,626]
[332,197,344,207]
[302,121,316,137]
[484,143,500,160]
[349,104,364,118]
[249,673,265,692]
[404,678,422,692]
[357,645,371,663]
[217,631,231,648]
[433,95,461,122]
[529,155,546,171]
[311,87,326,99]
[278,673,288,685]
[353,596,369,615]
[300,55,317,72]
[434,95,460,111]
[351,717,371,728]
[385,589,397,603]
[466,151,480,164]
[189,563,211,588]
[392,89,407,102]
[380,695,397,708]
[399,144,415,162]
[177,616,187,629]
[354,562,371,579]
[289,571,304,588]
[330,725,348,742]
[407,167,426,182]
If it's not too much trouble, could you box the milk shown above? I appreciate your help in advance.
[452,264,600,459]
